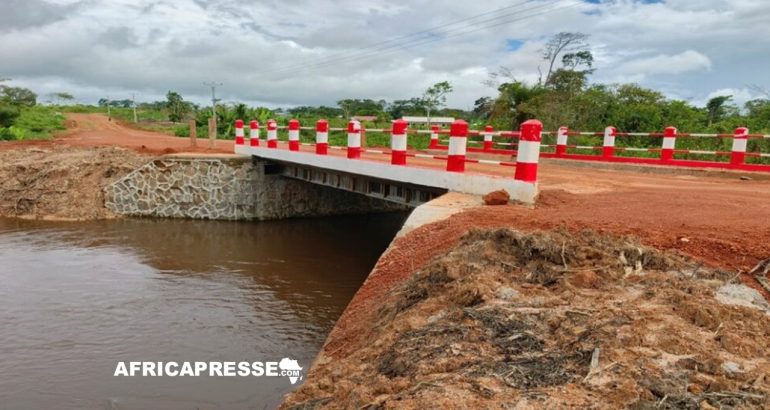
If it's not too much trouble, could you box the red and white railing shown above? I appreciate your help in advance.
[232,118,543,186]
[233,118,770,174]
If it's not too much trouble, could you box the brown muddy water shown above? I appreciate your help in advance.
[0,213,407,410]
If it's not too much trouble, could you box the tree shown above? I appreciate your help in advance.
[472,97,494,120]
[540,32,590,85]
[336,99,386,118]
[421,81,453,124]
[491,81,545,129]
[545,69,588,95]
[165,91,190,122]
[51,92,74,105]
[336,99,356,119]
[745,99,770,130]
[0,104,19,127]
[388,98,425,119]
[706,95,733,127]
[0,86,37,107]
[561,50,594,72]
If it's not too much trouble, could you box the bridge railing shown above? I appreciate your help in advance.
[430,125,770,173]
[232,118,544,185]
[233,118,770,176]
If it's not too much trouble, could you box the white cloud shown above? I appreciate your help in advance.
[615,50,712,77]
[698,88,758,109]
[0,0,767,109]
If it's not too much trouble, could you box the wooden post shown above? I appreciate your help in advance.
[208,117,217,149]
[189,120,197,147]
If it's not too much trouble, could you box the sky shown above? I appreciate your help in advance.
[1,0,768,109]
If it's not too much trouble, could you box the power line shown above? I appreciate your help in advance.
[264,0,544,75]
[267,1,581,78]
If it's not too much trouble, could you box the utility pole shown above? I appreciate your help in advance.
[204,82,222,148]
[106,95,111,121]
[132,93,138,123]
[203,81,222,117]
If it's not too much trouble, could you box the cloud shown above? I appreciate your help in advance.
[615,50,712,77]
[0,0,84,32]
[0,0,767,110]
[698,88,758,109]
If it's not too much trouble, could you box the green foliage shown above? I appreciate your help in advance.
[288,105,342,119]
[193,104,277,139]
[0,105,65,140]
[388,98,425,119]
[541,32,590,84]
[336,99,387,119]
[98,98,134,108]
[165,91,192,122]
[706,95,735,126]
[51,92,74,105]
[0,85,37,107]
[422,81,453,118]
[0,104,20,127]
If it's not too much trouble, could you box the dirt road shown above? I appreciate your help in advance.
[0,113,234,155]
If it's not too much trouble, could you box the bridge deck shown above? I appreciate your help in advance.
[235,143,538,203]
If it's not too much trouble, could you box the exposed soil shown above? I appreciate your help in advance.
[0,113,233,155]
[283,229,770,409]
[0,113,237,220]
[0,146,148,220]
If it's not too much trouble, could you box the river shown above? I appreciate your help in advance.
[0,214,407,409]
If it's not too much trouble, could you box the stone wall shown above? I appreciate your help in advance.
[104,156,405,220]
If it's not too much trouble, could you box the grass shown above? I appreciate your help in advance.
[0,106,66,140]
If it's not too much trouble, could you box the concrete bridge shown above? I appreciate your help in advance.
[233,119,543,206]
[104,115,770,221]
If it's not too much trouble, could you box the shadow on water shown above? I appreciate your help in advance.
[0,212,408,410]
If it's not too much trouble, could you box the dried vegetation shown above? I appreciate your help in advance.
[284,228,770,409]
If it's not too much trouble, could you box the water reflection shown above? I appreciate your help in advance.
[0,213,407,409]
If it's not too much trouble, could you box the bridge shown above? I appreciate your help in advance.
[234,119,543,206]
[233,117,770,207]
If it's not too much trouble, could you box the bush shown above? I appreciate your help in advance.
[173,125,189,137]
[0,104,20,127]
[0,106,65,140]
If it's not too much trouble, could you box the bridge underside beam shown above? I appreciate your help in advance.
[265,160,446,207]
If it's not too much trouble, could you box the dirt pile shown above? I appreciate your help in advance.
[283,228,770,409]
[0,146,148,220]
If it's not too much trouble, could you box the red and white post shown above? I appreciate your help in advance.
[661,126,677,161]
[234,119,245,145]
[267,120,278,148]
[483,125,494,152]
[347,120,362,159]
[731,127,749,166]
[288,119,300,151]
[446,120,468,173]
[249,120,260,146]
[391,119,408,165]
[429,125,440,149]
[315,119,328,155]
[602,126,617,159]
[514,119,542,183]
[555,126,568,156]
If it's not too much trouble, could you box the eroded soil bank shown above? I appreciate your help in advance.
[283,226,770,409]
[0,146,148,220]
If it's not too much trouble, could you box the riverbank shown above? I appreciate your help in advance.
[282,200,770,409]
[0,145,148,220]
